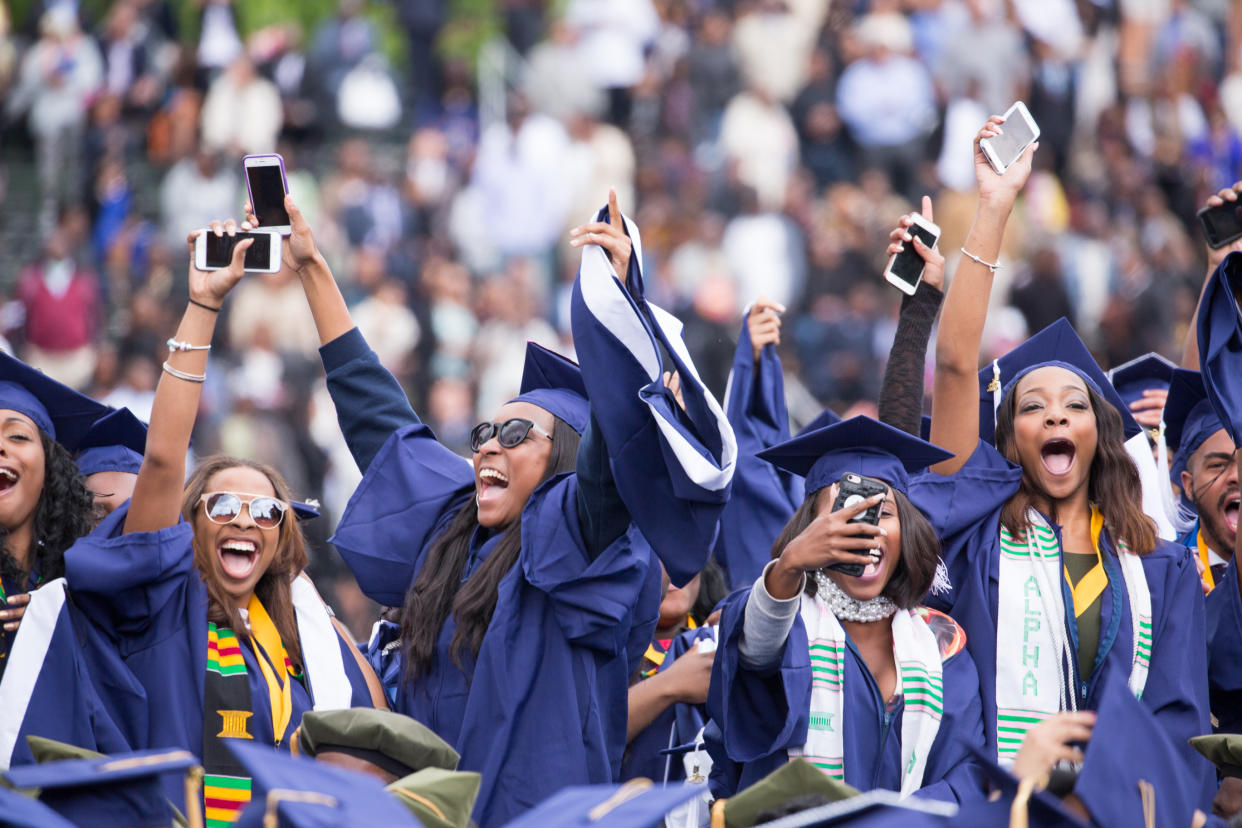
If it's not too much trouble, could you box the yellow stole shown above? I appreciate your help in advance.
[1197,529,1217,591]
[246,595,293,744]
[1064,506,1109,619]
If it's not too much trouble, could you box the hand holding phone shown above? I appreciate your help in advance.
[194,229,283,273]
[980,102,1040,175]
[825,473,888,576]
[243,154,291,235]
[884,210,941,296]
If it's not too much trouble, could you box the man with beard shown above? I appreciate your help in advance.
[1165,369,1237,591]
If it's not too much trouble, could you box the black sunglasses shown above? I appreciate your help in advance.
[470,418,553,452]
[199,492,288,529]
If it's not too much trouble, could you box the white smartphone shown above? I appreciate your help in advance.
[980,101,1040,174]
[193,230,283,274]
[883,213,940,296]
[243,153,291,235]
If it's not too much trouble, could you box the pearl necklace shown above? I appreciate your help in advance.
[813,570,897,623]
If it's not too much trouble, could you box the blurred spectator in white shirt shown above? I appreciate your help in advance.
[720,82,799,211]
[201,54,283,156]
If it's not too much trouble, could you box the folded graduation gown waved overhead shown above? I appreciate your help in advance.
[1206,557,1242,733]
[571,204,737,586]
[0,579,132,770]
[1197,251,1242,444]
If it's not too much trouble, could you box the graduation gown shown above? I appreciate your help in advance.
[0,578,132,769]
[910,440,1215,807]
[1206,557,1242,734]
[621,625,716,783]
[63,503,373,801]
[714,320,804,590]
[705,586,986,803]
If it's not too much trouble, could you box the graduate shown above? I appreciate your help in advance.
[915,115,1213,806]
[247,189,735,827]
[706,416,986,804]
[0,351,107,676]
[713,197,946,591]
[73,406,148,516]
[61,224,377,823]
[1164,369,1237,590]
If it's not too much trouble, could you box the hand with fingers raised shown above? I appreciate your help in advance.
[765,488,889,600]
[243,194,322,275]
[1012,711,1096,783]
[570,187,632,278]
[747,296,785,364]
[975,115,1039,209]
[187,219,253,309]
[886,195,944,292]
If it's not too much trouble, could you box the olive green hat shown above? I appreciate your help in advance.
[724,759,860,828]
[296,708,461,779]
[386,767,481,828]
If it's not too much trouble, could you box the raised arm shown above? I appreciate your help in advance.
[929,118,1037,474]
[1183,182,1242,370]
[878,196,945,437]
[244,196,418,473]
[124,224,252,533]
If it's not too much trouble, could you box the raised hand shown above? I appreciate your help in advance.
[187,220,252,308]
[570,187,633,277]
[1128,387,1168,429]
[886,195,944,291]
[974,115,1039,209]
[242,194,321,274]
[1203,182,1242,272]
[747,296,785,363]
[765,486,888,599]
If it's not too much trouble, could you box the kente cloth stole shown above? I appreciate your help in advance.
[202,596,300,827]
[787,594,944,798]
[994,509,1152,766]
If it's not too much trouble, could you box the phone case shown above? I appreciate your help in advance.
[981,102,1040,174]
[825,473,887,577]
[884,216,940,296]
[243,154,290,233]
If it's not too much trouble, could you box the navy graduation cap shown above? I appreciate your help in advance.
[2,747,197,828]
[1197,252,1242,445]
[976,318,1141,444]
[290,499,322,522]
[227,740,423,828]
[748,790,955,827]
[510,341,589,435]
[1106,352,1176,408]
[1162,368,1227,482]
[1072,672,1201,828]
[0,350,109,452]
[498,780,702,828]
[956,746,1085,828]
[0,784,76,828]
[759,415,954,495]
[74,407,148,477]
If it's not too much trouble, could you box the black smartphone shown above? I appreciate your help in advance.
[825,473,888,577]
[1198,200,1242,249]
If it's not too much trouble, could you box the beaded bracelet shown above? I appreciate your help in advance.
[960,247,1002,274]
[166,337,212,353]
[162,362,206,384]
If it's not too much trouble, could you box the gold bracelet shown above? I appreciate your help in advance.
[162,361,206,384]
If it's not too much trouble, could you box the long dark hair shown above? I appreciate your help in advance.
[769,485,940,609]
[400,416,581,683]
[182,456,308,668]
[994,381,1156,555]
[0,432,97,585]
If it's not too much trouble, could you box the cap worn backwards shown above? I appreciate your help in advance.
[508,342,589,435]
[758,415,954,496]
[976,317,1141,444]
[1106,352,1177,409]
[1163,368,1228,483]
[74,407,148,477]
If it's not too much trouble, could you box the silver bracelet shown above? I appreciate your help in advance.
[162,361,206,384]
[960,247,1002,274]
[166,337,212,353]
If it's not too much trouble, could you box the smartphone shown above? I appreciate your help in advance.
[1197,200,1242,249]
[243,154,291,235]
[194,230,283,273]
[980,101,1040,175]
[884,213,940,295]
[825,473,888,576]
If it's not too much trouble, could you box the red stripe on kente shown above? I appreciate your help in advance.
[204,797,247,811]
[215,644,243,657]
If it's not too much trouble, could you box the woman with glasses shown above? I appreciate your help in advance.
[61,225,378,821]
[256,189,734,827]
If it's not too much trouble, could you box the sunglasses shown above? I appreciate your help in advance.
[470,418,552,452]
[199,492,288,529]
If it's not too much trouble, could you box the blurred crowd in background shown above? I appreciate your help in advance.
[1,0,1240,636]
